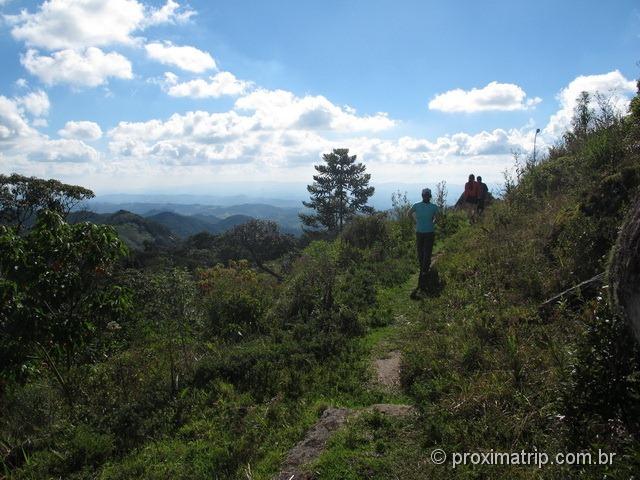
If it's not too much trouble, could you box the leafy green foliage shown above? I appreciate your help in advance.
[1,211,130,379]
[198,261,276,341]
[224,219,295,280]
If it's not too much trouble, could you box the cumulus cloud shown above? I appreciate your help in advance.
[21,48,133,87]
[0,95,35,143]
[145,42,216,73]
[7,0,194,50]
[16,90,50,117]
[234,88,395,132]
[0,95,98,164]
[105,95,534,174]
[105,85,399,167]
[58,121,103,141]
[544,70,636,137]
[28,138,100,163]
[429,81,541,113]
[143,0,195,27]
[8,0,145,50]
[166,72,252,98]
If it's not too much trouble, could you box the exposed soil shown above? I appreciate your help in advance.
[373,350,402,389]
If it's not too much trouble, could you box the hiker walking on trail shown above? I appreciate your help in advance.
[476,176,488,216]
[462,174,479,222]
[410,188,438,299]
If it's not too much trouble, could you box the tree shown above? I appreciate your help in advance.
[0,174,94,233]
[562,91,595,149]
[435,181,448,212]
[226,219,295,281]
[0,211,130,400]
[300,148,374,233]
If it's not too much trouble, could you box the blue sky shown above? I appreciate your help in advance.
[0,0,638,197]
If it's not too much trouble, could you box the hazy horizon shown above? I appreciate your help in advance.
[87,181,474,209]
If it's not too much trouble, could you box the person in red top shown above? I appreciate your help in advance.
[462,174,479,222]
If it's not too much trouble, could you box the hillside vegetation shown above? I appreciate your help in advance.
[309,86,640,478]
[1,84,640,479]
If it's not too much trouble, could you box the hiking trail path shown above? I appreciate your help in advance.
[273,266,429,480]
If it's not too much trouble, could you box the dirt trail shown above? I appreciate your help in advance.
[273,403,417,480]
[274,270,428,479]
[274,349,416,479]
[374,350,402,389]
[275,407,354,480]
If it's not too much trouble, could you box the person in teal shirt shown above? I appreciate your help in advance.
[409,188,438,299]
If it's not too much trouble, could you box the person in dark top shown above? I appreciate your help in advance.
[476,176,489,215]
[409,188,438,299]
[462,174,479,222]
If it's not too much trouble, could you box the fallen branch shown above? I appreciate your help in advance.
[539,272,605,308]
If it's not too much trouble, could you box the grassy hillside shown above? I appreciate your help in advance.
[309,88,640,478]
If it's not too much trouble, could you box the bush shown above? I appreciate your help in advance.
[198,261,276,340]
[341,213,390,251]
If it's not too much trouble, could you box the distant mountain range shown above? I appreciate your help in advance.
[85,201,302,231]
[69,202,303,250]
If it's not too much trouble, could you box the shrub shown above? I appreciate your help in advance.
[198,261,276,340]
[341,213,390,251]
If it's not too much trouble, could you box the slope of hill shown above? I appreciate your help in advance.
[145,211,221,238]
[70,209,259,247]
[307,89,640,478]
[211,214,253,232]
[69,210,177,250]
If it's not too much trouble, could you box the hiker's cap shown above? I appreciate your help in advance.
[422,188,432,197]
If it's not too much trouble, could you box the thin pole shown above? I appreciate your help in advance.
[533,128,540,163]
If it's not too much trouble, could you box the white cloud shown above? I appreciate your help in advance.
[28,138,100,163]
[8,0,145,50]
[145,42,216,73]
[105,96,533,175]
[544,70,636,137]
[58,121,103,141]
[429,81,541,113]
[21,48,133,87]
[0,95,35,143]
[16,90,50,117]
[143,0,195,27]
[166,72,252,98]
[0,95,98,164]
[7,0,194,50]
[234,88,395,132]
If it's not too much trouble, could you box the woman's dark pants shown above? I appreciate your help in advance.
[416,232,435,291]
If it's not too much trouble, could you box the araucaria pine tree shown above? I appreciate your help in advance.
[300,148,375,233]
